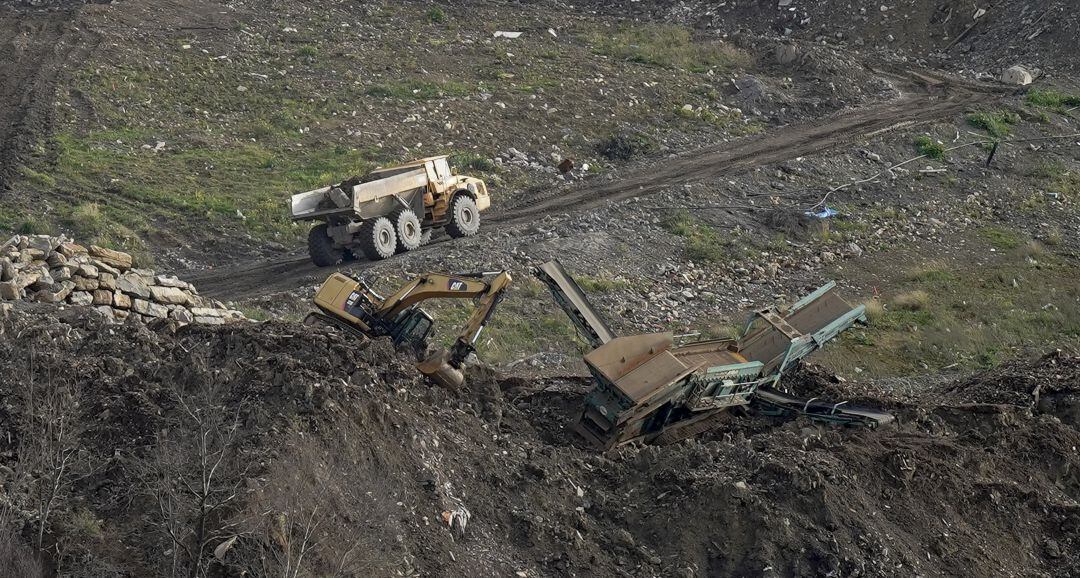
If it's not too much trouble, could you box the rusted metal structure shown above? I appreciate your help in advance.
[535,260,893,450]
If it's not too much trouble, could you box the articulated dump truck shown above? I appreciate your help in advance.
[535,260,894,450]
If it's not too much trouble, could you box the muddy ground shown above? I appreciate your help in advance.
[0,305,1078,577]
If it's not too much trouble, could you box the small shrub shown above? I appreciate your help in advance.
[595,130,655,161]
[365,84,395,98]
[1026,88,1080,109]
[296,45,318,59]
[892,290,931,311]
[914,135,946,160]
[426,7,447,23]
[966,110,1020,138]
[449,152,494,172]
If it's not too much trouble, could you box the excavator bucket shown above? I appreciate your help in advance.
[416,348,465,389]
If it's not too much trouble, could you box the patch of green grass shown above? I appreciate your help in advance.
[966,110,1020,138]
[913,135,946,160]
[1031,160,1080,199]
[1026,88,1080,109]
[979,226,1024,250]
[19,166,56,188]
[819,250,1080,376]
[38,130,379,243]
[426,6,447,23]
[449,152,494,173]
[296,45,319,60]
[586,24,750,72]
[64,202,107,240]
[364,80,471,100]
[662,211,737,263]
[575,274,630,294]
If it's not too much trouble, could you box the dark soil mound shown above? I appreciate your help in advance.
[0,306,1077,577]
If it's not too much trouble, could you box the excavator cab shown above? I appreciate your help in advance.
[387,308,435,353]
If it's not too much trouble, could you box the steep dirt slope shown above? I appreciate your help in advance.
[0,306,1077,576]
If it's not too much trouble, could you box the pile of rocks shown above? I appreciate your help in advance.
[0,235,244,325]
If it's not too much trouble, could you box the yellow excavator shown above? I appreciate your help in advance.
[306,269,512,388]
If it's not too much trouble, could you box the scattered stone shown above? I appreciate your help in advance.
[98,272,117,290]
[132,299,169,318]
[69,291,94,306]
[74,276,99,291]
[149,285,191,306]
[194,316,225,325]
[154,275,190,289]
[46,252,67,268]
[0,281,20,300]
[0,258,13,282]
[76,263,99,278]
[117,273,151,299]
[57,242,88,257]
[169,308,194,324]
[92,289,113,306]
[113,292,132,309]
[1000,65,1033,86]
[89,245,133,270]
[32,280,75,304]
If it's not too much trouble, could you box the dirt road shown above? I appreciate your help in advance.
[0,1,92,190]
[187,79,1000,300]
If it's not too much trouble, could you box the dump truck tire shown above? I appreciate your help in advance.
[307,224,343,267]
[358,216,397,260]
[446,195,480,238]
[420,229,433,246]
[392,209,423,252]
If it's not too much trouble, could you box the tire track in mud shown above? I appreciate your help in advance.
[186,85,998,301]
[0,2,93,190]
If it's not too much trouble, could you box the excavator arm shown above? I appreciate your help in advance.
[405,271,513,388]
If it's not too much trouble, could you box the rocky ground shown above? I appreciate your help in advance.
[1,0,1080,576]
[0,307,1078,577]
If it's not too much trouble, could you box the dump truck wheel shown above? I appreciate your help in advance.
[358,216,397,260]
[392,209,423,252]
[446,195,480,238]
[307,224,342,267]
[420,229,433,246]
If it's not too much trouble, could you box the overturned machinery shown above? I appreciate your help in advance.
[535,260,893,450]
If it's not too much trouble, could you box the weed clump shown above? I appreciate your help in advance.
[588,24,750,72]
[892,290,930,311]
[914,135,946,160]
[966,110,1020,138]
[1026,88,1080,109]
[427,7,447,23]
[595,131,655,161]
[450,152,494,172]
